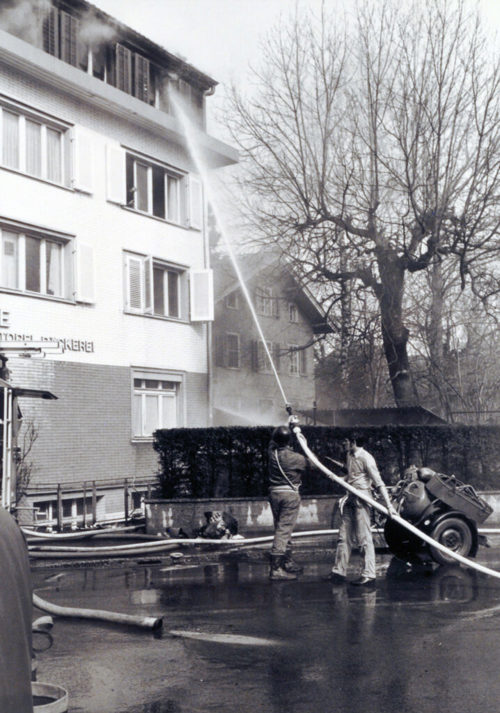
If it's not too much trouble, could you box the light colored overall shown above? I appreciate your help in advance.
[331,446,384,580]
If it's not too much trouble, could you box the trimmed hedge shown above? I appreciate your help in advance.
[153,425,500,499]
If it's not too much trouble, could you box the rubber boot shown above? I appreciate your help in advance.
[282,550,304,574]
[269,554,297,581]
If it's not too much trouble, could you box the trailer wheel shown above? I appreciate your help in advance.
[429,517,474,565]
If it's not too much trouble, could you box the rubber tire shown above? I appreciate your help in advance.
[384,519,424,564]
[429,516,474,566]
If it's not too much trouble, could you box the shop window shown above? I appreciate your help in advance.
[132,372,183,437]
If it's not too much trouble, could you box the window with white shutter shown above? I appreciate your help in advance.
[71,126,93,194]
[124,252,188,320]
[106,143,126,204]
[125,254,144,312]
[190,269,213,321]
[187,175,203,230]
[75,242,95,304]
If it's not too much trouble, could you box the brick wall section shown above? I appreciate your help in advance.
[8,358,208,489]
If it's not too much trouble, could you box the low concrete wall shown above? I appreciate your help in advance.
[145,495,339,537]
[145,490,500,537]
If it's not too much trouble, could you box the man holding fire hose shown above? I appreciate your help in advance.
[324,436,397,586]
[267,417,309,581]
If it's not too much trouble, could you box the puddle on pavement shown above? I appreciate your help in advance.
[32,555,500,713]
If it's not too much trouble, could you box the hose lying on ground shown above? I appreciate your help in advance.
[292,425,500,581]
[32,593,163,631]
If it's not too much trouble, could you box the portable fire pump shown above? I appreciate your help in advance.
[383,466,493,565]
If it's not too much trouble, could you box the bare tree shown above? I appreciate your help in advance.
[228,0,500,406]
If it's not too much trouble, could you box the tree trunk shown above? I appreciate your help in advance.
[376,251,417,407]
[429,259,445,414]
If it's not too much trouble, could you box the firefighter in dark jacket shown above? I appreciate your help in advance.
[268,420,308,580]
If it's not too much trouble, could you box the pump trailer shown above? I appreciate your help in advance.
[384,467,493,565]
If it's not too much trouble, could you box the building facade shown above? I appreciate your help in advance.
[0,0,237,525]
[212,254,332,425]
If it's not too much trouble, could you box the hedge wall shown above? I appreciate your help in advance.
[153,424,500,499]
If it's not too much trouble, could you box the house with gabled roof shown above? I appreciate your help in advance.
[212,251,332,425]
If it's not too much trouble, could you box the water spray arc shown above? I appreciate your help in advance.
[170,94,289,412]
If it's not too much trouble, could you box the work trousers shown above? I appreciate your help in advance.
[269,489,301,556]
[332,498,376,579]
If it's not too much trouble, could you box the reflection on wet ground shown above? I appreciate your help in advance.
[32,551,500,713]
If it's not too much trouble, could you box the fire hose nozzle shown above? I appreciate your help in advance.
[285,403,293,415]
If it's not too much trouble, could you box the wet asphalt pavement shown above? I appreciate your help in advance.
[32,548,500,713]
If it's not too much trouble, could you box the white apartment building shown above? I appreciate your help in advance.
[0,0,237,526]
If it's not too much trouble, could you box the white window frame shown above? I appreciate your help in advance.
[127,152,184,224]
[153,264,181,319]
[0,224,72,300]
[132,370,184,439]
[0,102,68,186]
[124,252,186,320]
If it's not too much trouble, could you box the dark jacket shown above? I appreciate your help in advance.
[0,507,33,713]
[268,442,307,491]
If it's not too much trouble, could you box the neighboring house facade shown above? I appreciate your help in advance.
[0,0,237,525]
[212,254,332,425]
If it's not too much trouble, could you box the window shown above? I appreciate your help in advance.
[288,345,308,375]
[289,303,298,322]
[0,105,67,185]
[226,333,240,368]
[256,286,279,317]
[124,252,187,319]
[288,345,300,375]
[0,226,71,299]
[254,340,280,373]
[34,496,96,525]
[132,373,182,437]
[126,154,182,222]
[225,291,239,309]
[43,7,79,67]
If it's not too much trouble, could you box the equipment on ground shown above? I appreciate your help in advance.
[384,467,492,565]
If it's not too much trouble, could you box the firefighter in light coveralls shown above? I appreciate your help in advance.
[324,436,397,586]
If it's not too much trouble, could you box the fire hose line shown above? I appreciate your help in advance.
[32,593,163,631]
[292,425,500,581]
